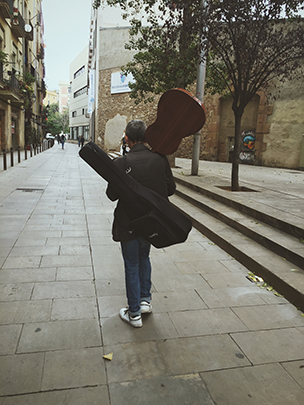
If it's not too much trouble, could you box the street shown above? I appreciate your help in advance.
[0,142,304,404]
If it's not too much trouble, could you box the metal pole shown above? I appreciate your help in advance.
[18,146,21,163]
[3,149,7,170]
[191,57,206,175]
[10,147,14,167]
[25,145,27,160]
[191,1,207,176]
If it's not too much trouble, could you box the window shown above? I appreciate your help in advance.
[74,86,87,98]
[73,65,85,79]
[72,111,77,117]
[82,108,85,115]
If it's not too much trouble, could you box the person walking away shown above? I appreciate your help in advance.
[80,135,85,148]
[106,119,176,327]
[61,134,66,149]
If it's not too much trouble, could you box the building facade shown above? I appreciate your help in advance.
[43,88,57,106]
[58,80,69,113]
[87,3,304,170]
[0,0,45,151]
[69,45,89,141]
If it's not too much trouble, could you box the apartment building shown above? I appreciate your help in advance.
[58,80,69,113]
[43,88,57,106]
[69,45,89,141]
[0,0,45,150]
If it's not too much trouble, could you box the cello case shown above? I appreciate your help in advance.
[79,142,192,248]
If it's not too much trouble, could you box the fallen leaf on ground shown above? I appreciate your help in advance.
[103,353,113,361]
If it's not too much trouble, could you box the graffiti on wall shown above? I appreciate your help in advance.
[239,130,256,163]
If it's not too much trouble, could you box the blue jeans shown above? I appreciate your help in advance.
[121,237,152,316]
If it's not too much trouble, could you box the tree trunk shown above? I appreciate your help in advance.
[231,111,242,191]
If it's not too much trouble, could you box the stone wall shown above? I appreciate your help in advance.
[262,77,304,168]
[96,66,304,169]
[96,67,160,151]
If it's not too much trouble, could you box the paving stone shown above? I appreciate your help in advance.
[51,298,98,321]
[94,261,124,279]
[169,308,248,337]
[0,300,52,325]
[62,230,89,238]
[8,246,60,257]
[0,283,34,301]
[181,249,229,262]
[95,277,126,296]
[0,353,44,395]
[219,259,249,273]
[196,286,275,308]
[2,256,41,269]
[152,273,211,291]
[18,230,62,239]
[32,280,95,299]
[202,272,254,288]
[0,325,22,354]
[104,341,166,383]
[41,348,107,390]
[2,386,109,405]
[109,374,215,405]
[14,238,47,247]
[201,363,304,405]
[231,328,304,364]
[40,254,92,268]
[45,237,89,246]
[0,268,57,283]
[158,335,250,375]
[17,319,101,353]
[281,360,304,390]
[150,290,207,312]
[102,312,178,346]
[56,266,93,281]
[174,260,231,275]
[60,245,91,255]
[232,303,304,330]
[98,296,127,318]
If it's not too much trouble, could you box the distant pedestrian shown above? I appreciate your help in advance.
[78,136,81,147]
[61,134,66,149]
[57,135,60,144]
[80,135,85,148]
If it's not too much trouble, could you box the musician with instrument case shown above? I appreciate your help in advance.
[79,89,206,327]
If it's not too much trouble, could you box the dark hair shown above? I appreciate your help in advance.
[125,120,147,143]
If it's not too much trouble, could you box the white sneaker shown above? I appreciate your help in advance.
[119,308,142,328]
[140,300,152,314]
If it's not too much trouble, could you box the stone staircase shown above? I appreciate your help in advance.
[171,172,304,311]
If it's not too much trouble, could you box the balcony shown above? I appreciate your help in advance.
[37,44,44,60]
[0,70,23,105]
[11,10,26,38]
[0,0,13,19]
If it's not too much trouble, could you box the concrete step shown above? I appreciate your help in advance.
[175,182,304,270]
[173,173,304,240]
[170,194,304,312]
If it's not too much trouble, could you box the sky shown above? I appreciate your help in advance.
[42,0,92,91]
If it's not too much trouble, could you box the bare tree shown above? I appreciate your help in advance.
[198,0,304,189]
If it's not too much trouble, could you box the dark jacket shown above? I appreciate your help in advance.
[106,143,176,241]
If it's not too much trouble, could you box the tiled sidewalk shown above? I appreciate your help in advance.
[0,143,304,404]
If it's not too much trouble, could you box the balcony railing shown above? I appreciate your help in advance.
[0,0,13,19]
[11,10,26,38]
[10,72,20,92]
